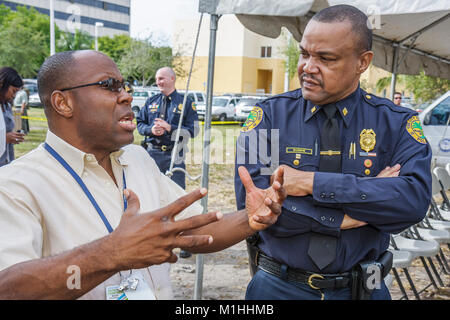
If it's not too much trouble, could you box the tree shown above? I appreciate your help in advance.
[98,34,132,64]
[57,29,93,51]
[0,6,49,78]
[118,37,174,86]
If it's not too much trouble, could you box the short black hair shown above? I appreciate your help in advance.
[37,51,76,109]
[0,67,23,103]
[312,4,372,53]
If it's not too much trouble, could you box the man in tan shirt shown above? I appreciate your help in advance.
[0,50,285,300]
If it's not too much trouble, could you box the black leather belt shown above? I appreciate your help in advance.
[257,253,352,290]
[150,144,173,152]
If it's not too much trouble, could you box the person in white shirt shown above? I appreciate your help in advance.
[0,50,286,300]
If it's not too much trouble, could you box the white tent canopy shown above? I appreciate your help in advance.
[200,0,450,79]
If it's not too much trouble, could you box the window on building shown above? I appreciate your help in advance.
[261,46,272,58]
[103,1,108,10]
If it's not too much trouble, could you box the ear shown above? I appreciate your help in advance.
[357,50,374,74]
[50,91,74,118]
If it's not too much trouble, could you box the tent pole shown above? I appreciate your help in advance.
[390,45,399,100]
[194,13,219,301]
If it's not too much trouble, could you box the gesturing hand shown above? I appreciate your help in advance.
[109,188,221,270]
[238,166,287,231]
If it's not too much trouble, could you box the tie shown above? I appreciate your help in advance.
[308,104,340,270]
[159,96,168,120]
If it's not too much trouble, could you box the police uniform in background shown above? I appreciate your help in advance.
[137,90,198,189]
[234,86,432,299]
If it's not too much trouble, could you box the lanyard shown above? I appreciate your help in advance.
[44,143,127,233]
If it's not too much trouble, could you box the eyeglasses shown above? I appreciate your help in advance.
[60,77,133,93]
[394,97,402,100]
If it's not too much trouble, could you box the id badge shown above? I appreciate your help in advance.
[106,271,156,300]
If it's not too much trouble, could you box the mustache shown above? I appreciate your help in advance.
[300,74,323,87]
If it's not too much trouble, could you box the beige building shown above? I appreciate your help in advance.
[173,14,408,100]
[173,15,288,95]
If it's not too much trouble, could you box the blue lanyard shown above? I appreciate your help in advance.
[44,143,127,233]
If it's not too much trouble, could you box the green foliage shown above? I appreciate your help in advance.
[280,29,300,80]
[118,37,174,86]
[57,29,93,51]
[404,71,450,103]
[0,5,50,78]
[98,34,132,63]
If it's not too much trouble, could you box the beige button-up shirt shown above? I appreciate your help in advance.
[0,130,202,299]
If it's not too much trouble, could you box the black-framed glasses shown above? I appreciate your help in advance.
[60,77,133,93]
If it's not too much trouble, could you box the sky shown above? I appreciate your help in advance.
[130,0,200,46]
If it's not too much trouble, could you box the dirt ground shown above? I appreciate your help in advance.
[170,163,450,300]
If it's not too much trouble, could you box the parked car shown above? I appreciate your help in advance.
[235,96,266,121]
[22,79,42,107]
[178,90,206,108]
[131,87,159,117]
[419,90,450,167]
[196,95,240,121]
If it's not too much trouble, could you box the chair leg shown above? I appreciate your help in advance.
[392,268,409,300]
[439,248,450,273]
[420,257,439,290]
[426,256,445,287]
[402,268,421,300]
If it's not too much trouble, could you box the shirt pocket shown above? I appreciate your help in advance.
[279,145,319,172]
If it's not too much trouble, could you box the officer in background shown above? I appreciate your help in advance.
[137,66,199,258]
[235,4,432,300]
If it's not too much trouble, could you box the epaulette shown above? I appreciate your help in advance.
[362,92,415,115]
[262,88,303,103]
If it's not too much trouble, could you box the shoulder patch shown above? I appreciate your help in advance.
[241,107,263,132]
[406,115,427,144]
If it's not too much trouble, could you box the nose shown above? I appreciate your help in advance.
[300,56,319,75]
[118,88,133,105]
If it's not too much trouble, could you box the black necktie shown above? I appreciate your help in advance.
[159,96,168,120]
[308,104,340,270]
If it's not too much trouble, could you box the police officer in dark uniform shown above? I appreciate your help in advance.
[137,67,199,258]
[234,5,432,300]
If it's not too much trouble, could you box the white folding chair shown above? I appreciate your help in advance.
[446,163,450,176]
[388,247,421,300]
[390,234,442,293]
[428,173,450,222]
[433,167,450,210]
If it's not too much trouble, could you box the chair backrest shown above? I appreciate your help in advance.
[433,167,450,190]
[446,163,450,176]
[431,171,442,196]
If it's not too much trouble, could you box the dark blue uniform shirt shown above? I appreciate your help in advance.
[234,86,432,273]
[136,90,199,147]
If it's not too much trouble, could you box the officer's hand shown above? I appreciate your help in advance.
[271,165,314,197]
[340,214,367,229]
[151,125,165,136]
[239,166,287,231]
[154,118,171,132]
[376,164,401,178]
[108,188,221,270]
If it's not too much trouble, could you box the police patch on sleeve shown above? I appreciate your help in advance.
[406,115,427,144]
[241,107,263,132]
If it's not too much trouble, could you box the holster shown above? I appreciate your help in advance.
[141,139,148,150]
[351,250,393,300]
[246,232,261,277]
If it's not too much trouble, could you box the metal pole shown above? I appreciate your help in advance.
[95,22,104,51]
[389,45,399,100]
[194,13,219,300]
[50,0,55,55]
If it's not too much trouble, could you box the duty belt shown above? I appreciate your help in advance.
[150,144,173,152]
[257,253,352,290]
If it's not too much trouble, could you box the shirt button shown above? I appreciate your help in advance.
[320,192,326,199]
[330,217,335,222]
[330,193,335,199]
[321,216,326,221]
[360,194,367,200]
[291,206,297,211]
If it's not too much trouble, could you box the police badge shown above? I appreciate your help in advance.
[359,129,376,152]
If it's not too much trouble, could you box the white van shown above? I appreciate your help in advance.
[419,91,450,168]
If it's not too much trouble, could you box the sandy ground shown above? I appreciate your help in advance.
[170,163,450,300]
